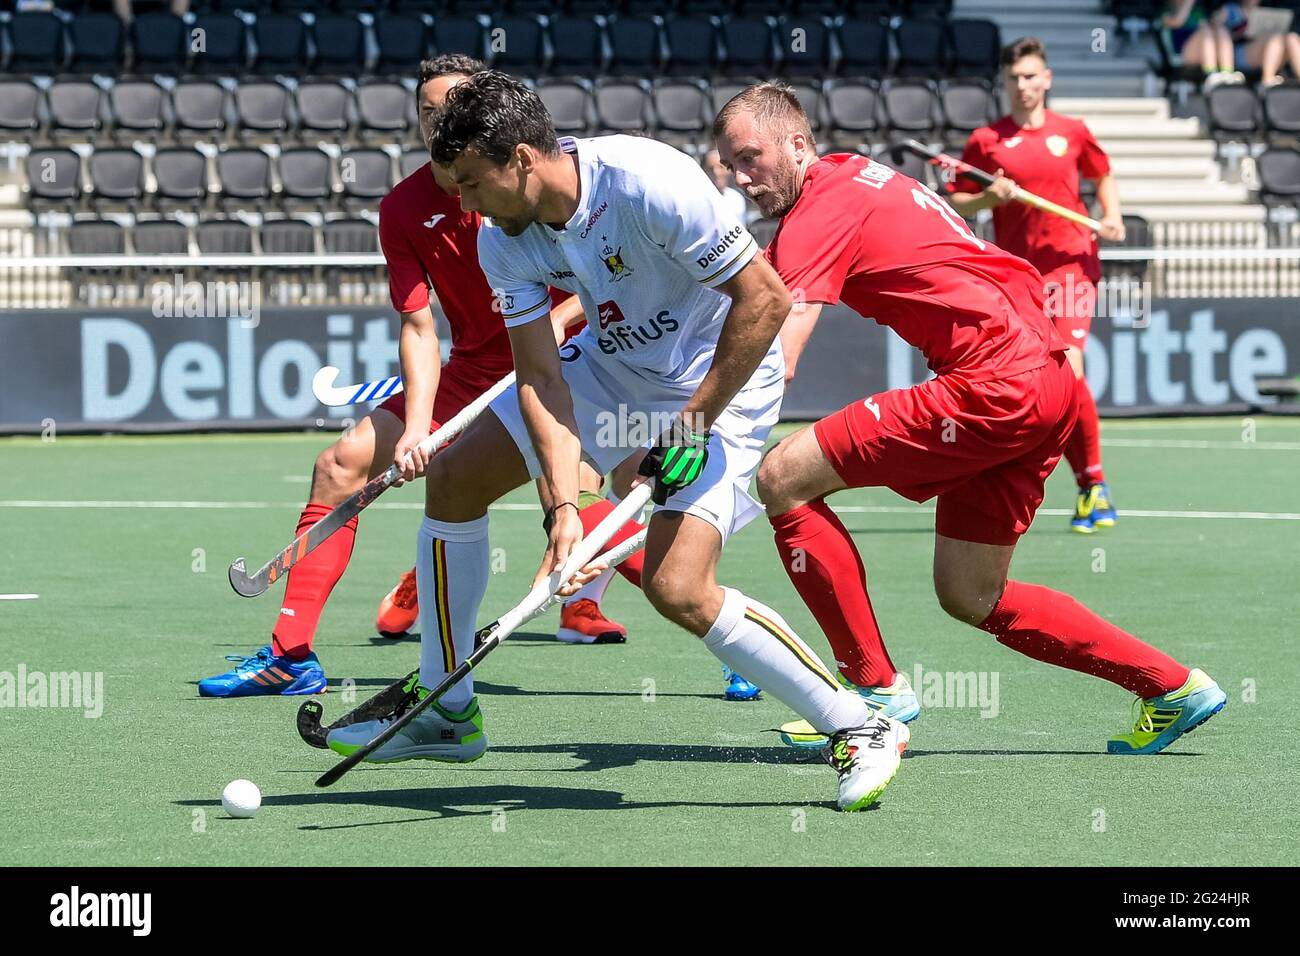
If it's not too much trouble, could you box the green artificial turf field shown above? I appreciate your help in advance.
[1,418,1297,866]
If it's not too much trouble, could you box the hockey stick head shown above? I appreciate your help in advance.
[297,699,329,749]
[228,558,267,598]
[311,366,343,406]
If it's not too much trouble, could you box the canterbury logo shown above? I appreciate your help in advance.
[424,214,446,229]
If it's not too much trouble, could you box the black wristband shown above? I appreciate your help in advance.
[542,500,580,535]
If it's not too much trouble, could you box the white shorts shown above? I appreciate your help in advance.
[489,339,783,545]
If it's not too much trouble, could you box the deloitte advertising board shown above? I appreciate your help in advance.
[0,301,1295,433]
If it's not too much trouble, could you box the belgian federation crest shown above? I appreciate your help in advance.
[601,242,633,281]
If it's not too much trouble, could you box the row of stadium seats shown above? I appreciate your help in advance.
[59,215,380,257]
[2,76,998,150]
[1207,84,1300,144]
[24,143,429,214]
[0,10,1000,82]
[8,2,955,18]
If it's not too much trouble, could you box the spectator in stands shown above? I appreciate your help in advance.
[1236,0,1300,86]
[703,148,752,225]
[1162,0,1245,90]
[110,0,189,24]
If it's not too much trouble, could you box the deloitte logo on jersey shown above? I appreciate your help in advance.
[696,225,745,271]
[595,304,679,355]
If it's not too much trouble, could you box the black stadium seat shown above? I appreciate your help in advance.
[323,218,380,254]
[88,148,146,209]
[941,81,997,144]
[197,218,255,254]
[153,148,209,209]
[1207,85,1261,141]
[234,81,292,139]
[836,19,889,77]
[1257,146,1300,204]
[296,81,352,138]
[787,79,826,135]
[110,80,167,141]
[67,219,127,255]
[0,79,42,141]
[720,17,776,79]
[69,13,126,73]
[883,81,939,139]
[664,16,720,77]
[25,148,83,211]
[278,147,335,210]
[777,16,832,79]
[130,12,188,74]
[594,79,653,135]
[712,79,752,120]
[490,16,548,75]
[216,148,274,211]
[946,18,1001,83]
[133,219,190,255]
[189,14,248,76]
[430,15,487,61]
[652,79,709,148]
[252,14,308,75]
[356,81,413,141]
[549,16,605,76]
[399,146,429,181]
[537,78,594,136]
[171,79,229,140]
[313,15,366,76]
[607,16,662,77]
[260,218,318,255]
[9,12,66,74]
[47,80,104,141]
[375,14,429,76]
[895,17,948,79]
[339,147,393,211]
[826,78,882,151]
[1263,85,1300,140]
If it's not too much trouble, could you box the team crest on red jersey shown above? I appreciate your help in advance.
[596,300,626,330]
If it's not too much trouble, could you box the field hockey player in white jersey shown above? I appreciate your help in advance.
[326,71,907,811]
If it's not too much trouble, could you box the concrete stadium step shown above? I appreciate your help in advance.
[1052,97,1170,120]
[1128,204,1267,223]
[1050,75,1158,98]
[1119,181,1251,204]
[1086,116,1204,138]
[1109,157,1218,179]
[1099,139,1217,158]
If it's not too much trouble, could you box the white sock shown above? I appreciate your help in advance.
[566,565,615,607]
[416,514,489,713]
[703,587,873,734]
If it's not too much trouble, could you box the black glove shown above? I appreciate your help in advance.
[638,419,710,506]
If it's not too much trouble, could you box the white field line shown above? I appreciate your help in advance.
[0,594,38,600]
[1101,438,1300,450]
[0,500,1296,521]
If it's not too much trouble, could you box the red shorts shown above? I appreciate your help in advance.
[1041,265,1095,347]
[814,353,1077,546]
[377,359,507,431]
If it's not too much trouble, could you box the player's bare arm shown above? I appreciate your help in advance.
[679,256,792,431]
[507,313,587,587]
[948,167,1018,216]
[392,304,441,483]
[778,300,824,385]
[1092,173,1126,242]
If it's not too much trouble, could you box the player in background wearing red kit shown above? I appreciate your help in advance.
[715,84,1226,756]
[198,57,643,697]
[948,37,1123,534]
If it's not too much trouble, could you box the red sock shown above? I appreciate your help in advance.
[769,499,897,687]
[271,503,359,660]
[1064,376,1105,488]
[577,498,644,588]
[978,580,1188,698]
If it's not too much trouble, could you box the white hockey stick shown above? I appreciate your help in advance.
[312,366,405,407]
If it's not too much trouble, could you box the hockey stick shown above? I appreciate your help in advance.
[892,139,1104,233]
[315,480,655,787]
[312,366,404,407]
[228,371,517,598]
